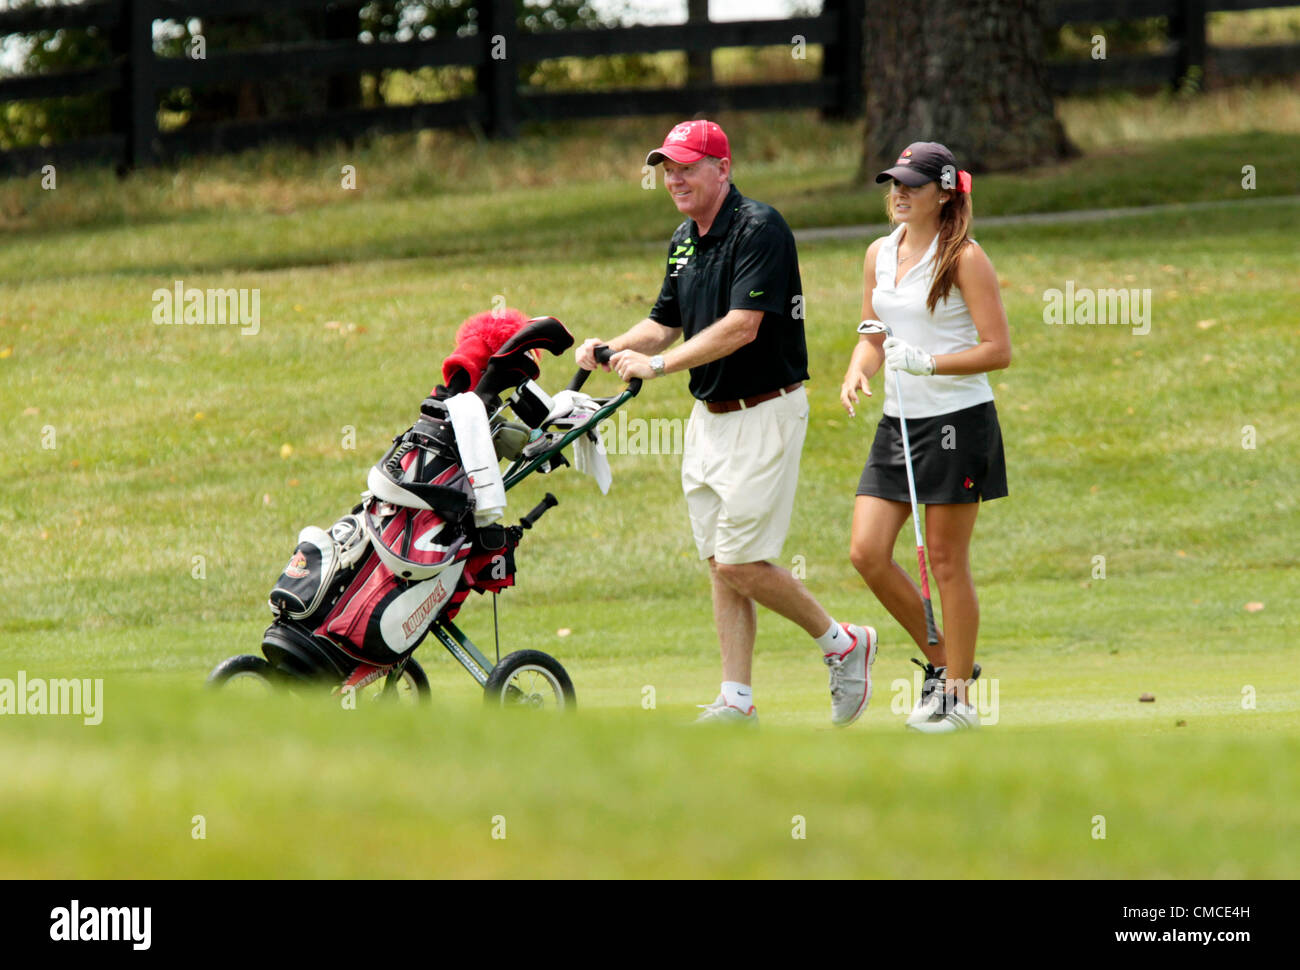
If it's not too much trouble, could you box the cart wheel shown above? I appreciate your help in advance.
[483,650,576,712]
[206,655,277,694]
[361,658,432,705]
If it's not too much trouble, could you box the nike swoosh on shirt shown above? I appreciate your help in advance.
[749,290,764,297]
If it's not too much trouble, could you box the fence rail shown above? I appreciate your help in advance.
[1,0,1298,174]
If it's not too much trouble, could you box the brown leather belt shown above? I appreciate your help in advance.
[705,382,802,414]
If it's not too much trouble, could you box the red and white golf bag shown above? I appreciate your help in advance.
[268,411,514,667]
[264,313,573,673]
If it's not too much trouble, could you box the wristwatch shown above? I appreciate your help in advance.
[649,355,666,377]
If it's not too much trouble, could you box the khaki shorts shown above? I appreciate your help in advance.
[681,386,809,565]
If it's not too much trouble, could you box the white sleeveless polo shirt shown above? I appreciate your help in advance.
[871,224,995,419]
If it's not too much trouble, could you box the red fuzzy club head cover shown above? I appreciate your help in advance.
[440,308,531,392]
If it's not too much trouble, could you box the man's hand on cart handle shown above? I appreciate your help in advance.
[576,339,613,371]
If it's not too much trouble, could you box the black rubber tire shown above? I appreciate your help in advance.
[379,658,431,704]
[483,650,576,712]
[206,654,277,689]
[208,653,430,704]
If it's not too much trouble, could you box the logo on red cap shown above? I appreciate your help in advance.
[647,120,731,165]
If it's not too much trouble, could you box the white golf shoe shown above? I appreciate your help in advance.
[906,659,982,727]
[824,624,878,727]
[907,690,980,733]
[694,695,759,727]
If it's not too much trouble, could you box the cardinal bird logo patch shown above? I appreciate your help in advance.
[902,148,913,157]
[963,476,974,490]
[285,550,309,578]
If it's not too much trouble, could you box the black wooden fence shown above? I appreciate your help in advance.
[1,0,1298,174]
[1048,0,1300,92]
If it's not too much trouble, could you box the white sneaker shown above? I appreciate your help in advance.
[905,659,982,727]
[905,689,943,727]
[907,691,980,733]
[694,695,759,727]
[824,624,878,727]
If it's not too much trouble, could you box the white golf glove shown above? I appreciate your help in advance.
[883,336,936,376]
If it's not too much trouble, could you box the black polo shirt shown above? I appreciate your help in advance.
[649,184,809,402]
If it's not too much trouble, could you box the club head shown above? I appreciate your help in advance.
[857,320,893,337]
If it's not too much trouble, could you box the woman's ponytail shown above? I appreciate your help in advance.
[926,190,972,314]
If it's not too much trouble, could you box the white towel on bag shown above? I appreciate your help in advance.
[445,392,507,526]
[545,390,612,494]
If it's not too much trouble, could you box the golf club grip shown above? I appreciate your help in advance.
[568,345,613,392]
[915,545,938,645]
[923,599,939,647]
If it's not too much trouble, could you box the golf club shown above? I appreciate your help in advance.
[856,320,939,646]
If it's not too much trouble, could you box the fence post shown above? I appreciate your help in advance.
[477,0,518,139]
[111,0,157,170]
[326,2,364,116]
[821,0,865,119]
[1170,0,1208,90]
[686,0,713,87]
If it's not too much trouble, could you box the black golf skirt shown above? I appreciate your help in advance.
[856,400,1008,504]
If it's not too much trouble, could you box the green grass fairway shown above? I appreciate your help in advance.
[1,120,1297,878]
[1,682,1296,879]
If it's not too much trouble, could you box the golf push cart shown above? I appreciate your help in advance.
[207,313,639,712]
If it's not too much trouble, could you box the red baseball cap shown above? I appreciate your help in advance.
[645,120,731,166]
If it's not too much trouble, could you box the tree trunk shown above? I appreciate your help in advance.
[858,0,1076,182]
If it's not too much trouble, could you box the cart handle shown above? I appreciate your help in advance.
[501,382,637,491]
[569,345,643,397]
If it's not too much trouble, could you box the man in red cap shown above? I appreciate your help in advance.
[576,120,879,728]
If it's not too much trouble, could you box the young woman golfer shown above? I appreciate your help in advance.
[839,142,1012,733]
